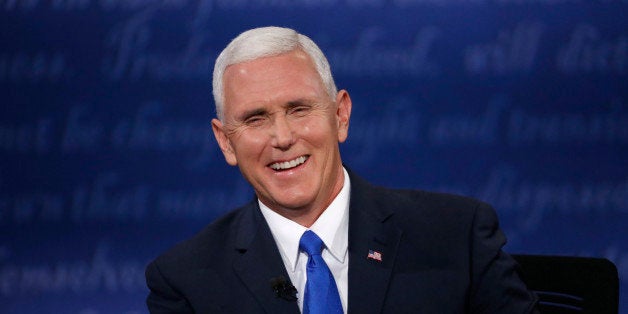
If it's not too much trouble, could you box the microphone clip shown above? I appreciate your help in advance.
[270,276,298,302]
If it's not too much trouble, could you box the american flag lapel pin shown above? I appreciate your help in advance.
[367,249,383,262]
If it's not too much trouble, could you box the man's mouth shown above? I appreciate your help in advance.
[269,156,309,171]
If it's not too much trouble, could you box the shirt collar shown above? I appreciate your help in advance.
[259,168,351,272]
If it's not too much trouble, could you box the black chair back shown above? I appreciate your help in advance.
[512,254,619,314]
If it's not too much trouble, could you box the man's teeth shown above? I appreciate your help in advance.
[270,156,308,170]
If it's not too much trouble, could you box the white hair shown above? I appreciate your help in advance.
[212,26,338,120]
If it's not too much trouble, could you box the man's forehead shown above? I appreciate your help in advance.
[224,55,322,94]
[219,48,329,120]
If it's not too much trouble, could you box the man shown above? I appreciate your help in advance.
[145,26,539,313]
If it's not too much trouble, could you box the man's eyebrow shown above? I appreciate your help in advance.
[285,98,315,108]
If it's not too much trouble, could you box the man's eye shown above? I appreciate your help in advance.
[245,116,266,125]
[289,106,311,116]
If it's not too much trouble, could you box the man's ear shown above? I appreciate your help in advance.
[211,118,238,166]
[335,89,352,143]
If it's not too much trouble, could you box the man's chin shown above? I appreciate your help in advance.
[260,194,316,212]
[265,199,310,212]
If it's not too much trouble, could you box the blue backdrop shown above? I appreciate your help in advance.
[1,1,627,313]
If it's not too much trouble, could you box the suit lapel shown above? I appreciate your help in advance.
[347,173,403,313]
[232,201,300,313]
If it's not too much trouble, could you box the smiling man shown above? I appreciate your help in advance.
[145,27,539,314]
[212,48,350,227]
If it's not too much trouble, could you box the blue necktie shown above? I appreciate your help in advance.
[299,230,343,314]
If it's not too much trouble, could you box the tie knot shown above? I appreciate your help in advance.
[299,230,324,256]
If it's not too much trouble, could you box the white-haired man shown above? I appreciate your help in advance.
[146,26,539,313]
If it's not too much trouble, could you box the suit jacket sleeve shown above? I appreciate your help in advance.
[469,202,539,314]
[145,260,194,314]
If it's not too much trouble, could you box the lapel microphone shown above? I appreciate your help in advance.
[270,276,298,301]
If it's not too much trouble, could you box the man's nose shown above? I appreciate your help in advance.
[270,115,295,150]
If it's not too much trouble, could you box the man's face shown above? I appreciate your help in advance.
[211,49,351,223]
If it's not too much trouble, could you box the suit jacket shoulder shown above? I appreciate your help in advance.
[347,172,538,313]
[151,207,245,270]
[146,201,300,313]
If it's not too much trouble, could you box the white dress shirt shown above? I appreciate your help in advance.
[260,168,350,313]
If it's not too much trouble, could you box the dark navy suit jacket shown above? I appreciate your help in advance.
[145,171,539,313]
